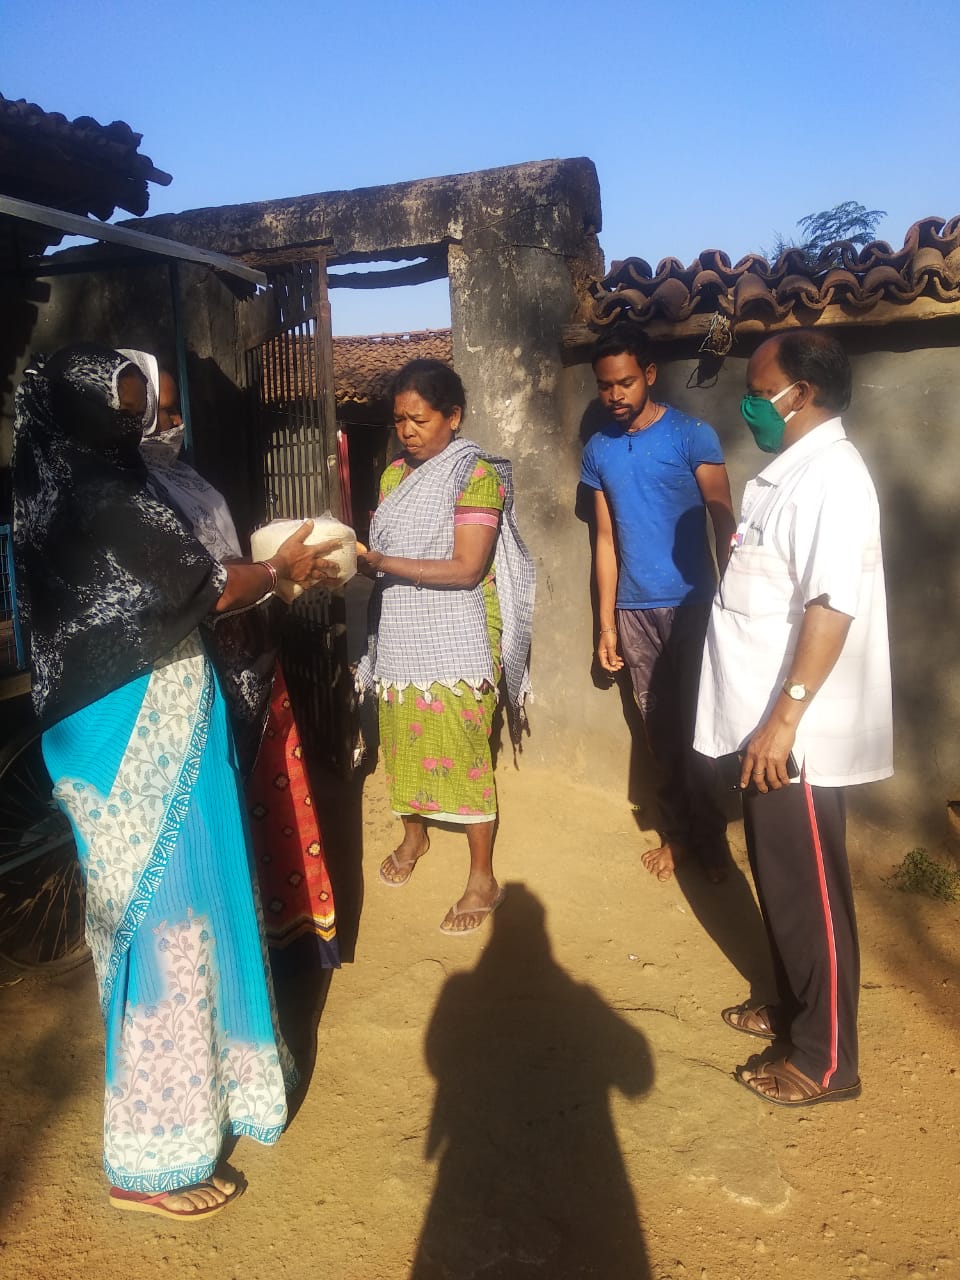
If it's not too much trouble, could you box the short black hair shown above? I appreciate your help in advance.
[590,325,654,371]
[392,359,465,418]
[774,330,852,413]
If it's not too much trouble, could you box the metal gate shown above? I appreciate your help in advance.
[243,258,357,775]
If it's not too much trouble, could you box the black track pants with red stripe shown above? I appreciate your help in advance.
[742,780,859,1090]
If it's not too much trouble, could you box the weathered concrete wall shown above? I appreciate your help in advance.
[121,156,619,790]
[122,158,602,270]
[3,157,602,527]
[553,323,960,846]
[447,238,605,780]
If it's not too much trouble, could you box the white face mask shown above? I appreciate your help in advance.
[141,423,185,463]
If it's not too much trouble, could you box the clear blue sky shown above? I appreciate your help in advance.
[3,0,956,335]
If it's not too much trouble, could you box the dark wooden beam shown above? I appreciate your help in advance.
[0,195,267,285]
[561,297,960,352]
[328,257,447,290]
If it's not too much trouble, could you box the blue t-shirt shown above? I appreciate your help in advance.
[580,406,724,609]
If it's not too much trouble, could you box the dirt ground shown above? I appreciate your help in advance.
[1,759,958,1280]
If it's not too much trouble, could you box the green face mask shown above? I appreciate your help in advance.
[739,382,798,453]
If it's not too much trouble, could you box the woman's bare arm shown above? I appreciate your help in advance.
[357,522,498,590]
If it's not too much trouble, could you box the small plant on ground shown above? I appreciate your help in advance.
[884,848,960,903]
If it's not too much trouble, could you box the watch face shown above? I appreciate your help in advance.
[786,682,807,700]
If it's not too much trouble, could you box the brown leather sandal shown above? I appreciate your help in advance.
[736,1057,862,1108]
[721,1001,779,1040]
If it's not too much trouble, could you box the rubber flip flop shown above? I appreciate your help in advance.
[379,835,429,887]
[109,1180,241,1219]
[439,886,506,936]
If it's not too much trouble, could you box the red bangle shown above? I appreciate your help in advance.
[260,560,278,592]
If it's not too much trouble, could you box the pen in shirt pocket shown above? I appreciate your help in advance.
[731,520,763,549]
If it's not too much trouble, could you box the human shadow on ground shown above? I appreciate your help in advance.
[627,784,775,1008]
[574,405,774,1007]
[306,763,367,965]
[672,832,775,1008]
[269,940,334,1126]
[0,963,98,1225]
[268,760,366,1118]
[409,883,654,1280]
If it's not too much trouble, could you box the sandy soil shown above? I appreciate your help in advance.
[1,760,958,1280]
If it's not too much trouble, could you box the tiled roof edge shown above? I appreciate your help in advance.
[333,329,453,406]
[590,215,960,328]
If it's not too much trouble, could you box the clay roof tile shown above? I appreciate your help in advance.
[589,214,960,332]
[648,277,695,322]
[333,329,453,407]
[733,271,790,320]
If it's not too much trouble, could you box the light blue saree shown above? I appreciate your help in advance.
[42,632,295,1193]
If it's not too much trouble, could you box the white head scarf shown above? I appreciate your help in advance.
[116,348,160,435]
[119,348,244,562]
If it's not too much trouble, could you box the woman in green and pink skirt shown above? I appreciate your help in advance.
[356,359,534,935]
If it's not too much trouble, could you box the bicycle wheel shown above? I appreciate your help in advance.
[0,726,89,972]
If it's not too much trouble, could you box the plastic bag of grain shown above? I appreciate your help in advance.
[249,513,356,601]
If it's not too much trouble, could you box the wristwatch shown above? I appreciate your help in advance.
[782,679,809,702]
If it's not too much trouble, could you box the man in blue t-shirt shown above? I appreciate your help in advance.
[581,327,736,882]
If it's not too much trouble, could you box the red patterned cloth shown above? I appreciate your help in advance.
[247,665,339,965]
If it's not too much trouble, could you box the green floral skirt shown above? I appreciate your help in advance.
[379,680,498,823]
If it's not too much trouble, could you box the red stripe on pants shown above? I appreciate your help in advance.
[802,775,839,1087]
[741,781,858,1089]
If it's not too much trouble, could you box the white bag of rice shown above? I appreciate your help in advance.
[249,513,356,601]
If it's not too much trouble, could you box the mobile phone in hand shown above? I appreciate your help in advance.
[717,750,800,792]
[741,750,800,793]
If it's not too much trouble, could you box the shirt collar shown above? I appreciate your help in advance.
[754,417,846,486]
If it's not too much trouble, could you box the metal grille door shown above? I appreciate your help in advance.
[243,259,356,775]
[244,260,337,520]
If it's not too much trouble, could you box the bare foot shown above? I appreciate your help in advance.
[440,878,504,934]
[160,1176,237,1213]
[379,832,430,886]
[641,841,685,882]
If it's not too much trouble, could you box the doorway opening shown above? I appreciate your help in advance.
[328,258,452,547]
